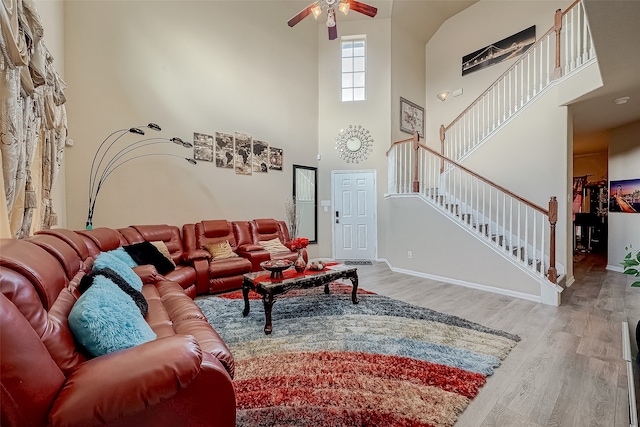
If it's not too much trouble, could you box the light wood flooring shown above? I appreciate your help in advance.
[354,253,639,427]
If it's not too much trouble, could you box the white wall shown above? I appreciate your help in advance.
[425,0,571,151]
[63,1,319,233]
[607,120,640,269]
[317,18,391,258]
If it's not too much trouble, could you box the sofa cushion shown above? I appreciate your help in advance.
[259,237,290,253]
[106,247,138,268]
[69,275,156,357]
[79,267,148,317]
[124,241,175,275]
[204,241,238,260]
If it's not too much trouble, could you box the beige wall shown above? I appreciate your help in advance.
[317,18,391,259]
[63,1,319,233]
[607,120,640,269]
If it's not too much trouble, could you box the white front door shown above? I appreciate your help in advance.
[332,171,377,260]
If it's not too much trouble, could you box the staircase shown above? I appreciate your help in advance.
[385,0,595,306]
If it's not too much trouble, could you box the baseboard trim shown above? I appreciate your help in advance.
[606,264,624,273]
[377,258,541,304]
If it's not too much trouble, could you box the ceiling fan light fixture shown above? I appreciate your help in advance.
[311,3,322,19]
[339,1,350,15]
[326,7,336,27]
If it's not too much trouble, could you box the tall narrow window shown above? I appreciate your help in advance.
[341,37,366,102]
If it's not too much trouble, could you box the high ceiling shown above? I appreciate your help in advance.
[282,0,640,151]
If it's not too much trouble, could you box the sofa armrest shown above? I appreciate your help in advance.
[237,243,263,252]
[49,335,203,427]
[133,265,166,284]
[182,249,211,262]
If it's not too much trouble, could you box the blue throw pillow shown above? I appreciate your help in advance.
[107,247,138,268]
[69,275,156,357]
[94,251,143,292]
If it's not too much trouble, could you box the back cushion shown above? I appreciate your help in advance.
[28,234,83,280]
[77,228,125,257]
[1,294,66,427]
[198,220,236,248]
[132,225,184,263]
[35,229,90,261]
[251,219,280,242]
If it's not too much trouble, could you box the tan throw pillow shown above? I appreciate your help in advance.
[150,240,176,267]
[204,240,238,260]
[259,237,290,254]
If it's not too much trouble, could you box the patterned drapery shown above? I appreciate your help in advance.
[0,0,67,238]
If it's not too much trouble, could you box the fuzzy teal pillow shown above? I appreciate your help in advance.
[94,251,142,292]
[106,247,138,268]
[69,275,156,357]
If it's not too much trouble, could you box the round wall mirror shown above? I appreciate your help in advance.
[335,125,373,163]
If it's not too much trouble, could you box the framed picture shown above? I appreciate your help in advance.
[609,178,640,213]
[234,132,252,175]
[193,132,213,162]
[215,132,234,168]
[269,147,283,171]
[400,97,424,138]
[462,25,536,76]
[252,140,269,173]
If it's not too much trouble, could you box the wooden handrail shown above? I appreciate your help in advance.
[561,0,581,16]
[387,135,548,215]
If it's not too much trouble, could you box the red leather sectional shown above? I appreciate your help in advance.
[0,218,305,426]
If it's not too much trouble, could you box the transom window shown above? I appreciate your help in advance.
[341,37,366,102]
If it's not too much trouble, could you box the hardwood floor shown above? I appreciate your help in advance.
[354,253,640,427]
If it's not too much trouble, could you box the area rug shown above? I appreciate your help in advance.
[195,283,520,427]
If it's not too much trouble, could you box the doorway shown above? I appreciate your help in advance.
[331,170,377,260]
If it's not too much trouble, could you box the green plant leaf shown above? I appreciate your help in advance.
[625,252,633,260]
[631,281,640,287]
[623,268,639,275]
[636,251,640,262]
[621,259,639,268]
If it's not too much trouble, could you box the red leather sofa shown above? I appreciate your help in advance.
[0,231,236,427]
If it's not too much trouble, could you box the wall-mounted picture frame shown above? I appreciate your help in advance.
[215,132,234,168]
[400,97,424,138]
[609,178,640,213]
[234,132,252,175]
[269,147,283,171]
[462,25,536,76]
[193,132,214,162]
[252,140,269,173]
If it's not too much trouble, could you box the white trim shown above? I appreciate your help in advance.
[564,275,576,288]
[377,258,542,304]
[622,321,638,427]
[331,169,378,261]
[606,264,624,273]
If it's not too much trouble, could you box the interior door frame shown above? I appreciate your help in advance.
[331,169,378,260]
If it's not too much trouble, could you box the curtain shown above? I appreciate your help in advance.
[0,0,67,238]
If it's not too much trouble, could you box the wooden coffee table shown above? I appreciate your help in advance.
[242,264,358,334]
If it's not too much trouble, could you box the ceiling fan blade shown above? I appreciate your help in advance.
[348,0,378,18]
[288,5,313,27]
[328,22,338,40]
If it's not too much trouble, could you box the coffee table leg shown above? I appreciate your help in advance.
[324,283,330,294]
[349,272,359,304]
[262,291,274,335]
[242,283,251,317]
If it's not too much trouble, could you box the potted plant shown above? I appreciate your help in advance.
[621,244,640,287]
[621,244,640,363]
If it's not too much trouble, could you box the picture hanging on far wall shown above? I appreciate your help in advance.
[193,132,214,162]
[252,140,269,173]
[234,132,252,175]
[215,132,234,168]
[269,147,283,171]
[609,178,640,213]
[462,25,536,76]
[400,97,424,138]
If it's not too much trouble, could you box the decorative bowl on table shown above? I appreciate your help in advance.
[307,261,326,271]
[260,260,293,279]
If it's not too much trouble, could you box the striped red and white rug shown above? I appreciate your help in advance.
[196,284,520,427]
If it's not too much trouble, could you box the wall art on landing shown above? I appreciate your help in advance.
[400,97,424,138]
[462,25,536,76]
[609,178,640,213]
[269,147,283,171]
[234,132,252,175]
[252,140,269,173]
[215,132,234,168]
[193,132,214,162]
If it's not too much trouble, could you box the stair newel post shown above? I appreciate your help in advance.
[547,196,558,283]
[439,125,446,174]
[553,8,563,79]
[412,132,420,193]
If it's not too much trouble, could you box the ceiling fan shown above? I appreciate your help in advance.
[288,0,378,41]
